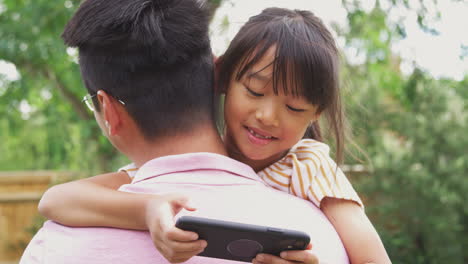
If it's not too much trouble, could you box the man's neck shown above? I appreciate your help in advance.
[127,124,227,168]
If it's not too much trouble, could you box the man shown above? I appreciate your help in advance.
[20,0,348,263]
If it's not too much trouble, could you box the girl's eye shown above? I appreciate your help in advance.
[245,87,263,97]
[287,105,305,112]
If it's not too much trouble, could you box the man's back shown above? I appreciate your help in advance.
[21,153,348,263]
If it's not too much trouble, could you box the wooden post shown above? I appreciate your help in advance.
[0,171,78,263]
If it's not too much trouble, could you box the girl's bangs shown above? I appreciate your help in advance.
[234,37,310,99]
[274,30,337,113]
[230,11,338,114]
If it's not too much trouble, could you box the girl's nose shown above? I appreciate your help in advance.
[255,103,279,127]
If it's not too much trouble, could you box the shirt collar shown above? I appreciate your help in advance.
[132,152,265,185]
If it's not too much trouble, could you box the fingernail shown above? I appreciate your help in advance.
[200,240,207,248]
[280,252,287,258]
[256,255,264,261]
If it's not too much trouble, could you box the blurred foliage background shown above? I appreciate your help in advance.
[0,0,466,263]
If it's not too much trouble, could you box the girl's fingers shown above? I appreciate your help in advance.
[252,259,265,264]
[168,194,197,212]
[165,239,207,253]
[154,237,206,263]
[165,227,199,241]
[254,254,290,264]
[158,202,176,231]
[167,247,205,263]
[280,250,319,264]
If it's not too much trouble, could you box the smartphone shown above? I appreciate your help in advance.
[175,216,310,262]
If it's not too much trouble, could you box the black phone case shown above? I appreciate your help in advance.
[175,216,310,262]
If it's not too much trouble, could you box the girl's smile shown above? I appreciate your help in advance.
[244,125,277,146]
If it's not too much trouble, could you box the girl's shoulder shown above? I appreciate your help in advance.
[118,163,138,179]
[268,139,335,174]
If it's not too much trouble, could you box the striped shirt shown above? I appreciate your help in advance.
[257,139,363,208]
[119,139,363,208]
[119,163,139,178]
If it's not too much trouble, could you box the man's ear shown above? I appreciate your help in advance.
[96,90,122,136]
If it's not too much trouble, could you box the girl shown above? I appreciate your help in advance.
[39,8,390,264]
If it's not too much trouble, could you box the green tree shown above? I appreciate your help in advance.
[340,1,468,262]
[0,0,226,173]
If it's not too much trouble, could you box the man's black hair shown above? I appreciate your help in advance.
[62,0,215,140]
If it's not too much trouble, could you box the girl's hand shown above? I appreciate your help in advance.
[252,244,318,264]
[145,194,207,263]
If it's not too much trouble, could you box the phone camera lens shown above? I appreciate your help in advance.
[294,241,304,248]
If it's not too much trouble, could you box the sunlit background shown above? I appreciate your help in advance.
[209,0,467,79]
[1,1,467,80]
[0,0,467,263]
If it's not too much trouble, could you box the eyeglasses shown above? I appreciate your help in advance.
[82,94,126,112]
[82,94,97,112]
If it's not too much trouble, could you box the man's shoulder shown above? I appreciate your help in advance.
[132,152,262,184]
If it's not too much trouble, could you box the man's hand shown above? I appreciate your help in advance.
[252,244,318,264]
[145,194,207,263]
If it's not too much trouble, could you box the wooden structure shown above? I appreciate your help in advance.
[0,171,77,264]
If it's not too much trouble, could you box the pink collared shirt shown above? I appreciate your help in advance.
[21,153,348,264]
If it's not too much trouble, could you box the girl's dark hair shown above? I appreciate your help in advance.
[218,7,347,164]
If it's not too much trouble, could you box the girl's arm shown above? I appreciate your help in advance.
[38,171,153,229]
[38,171,207,262]
[321,197,392,264]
